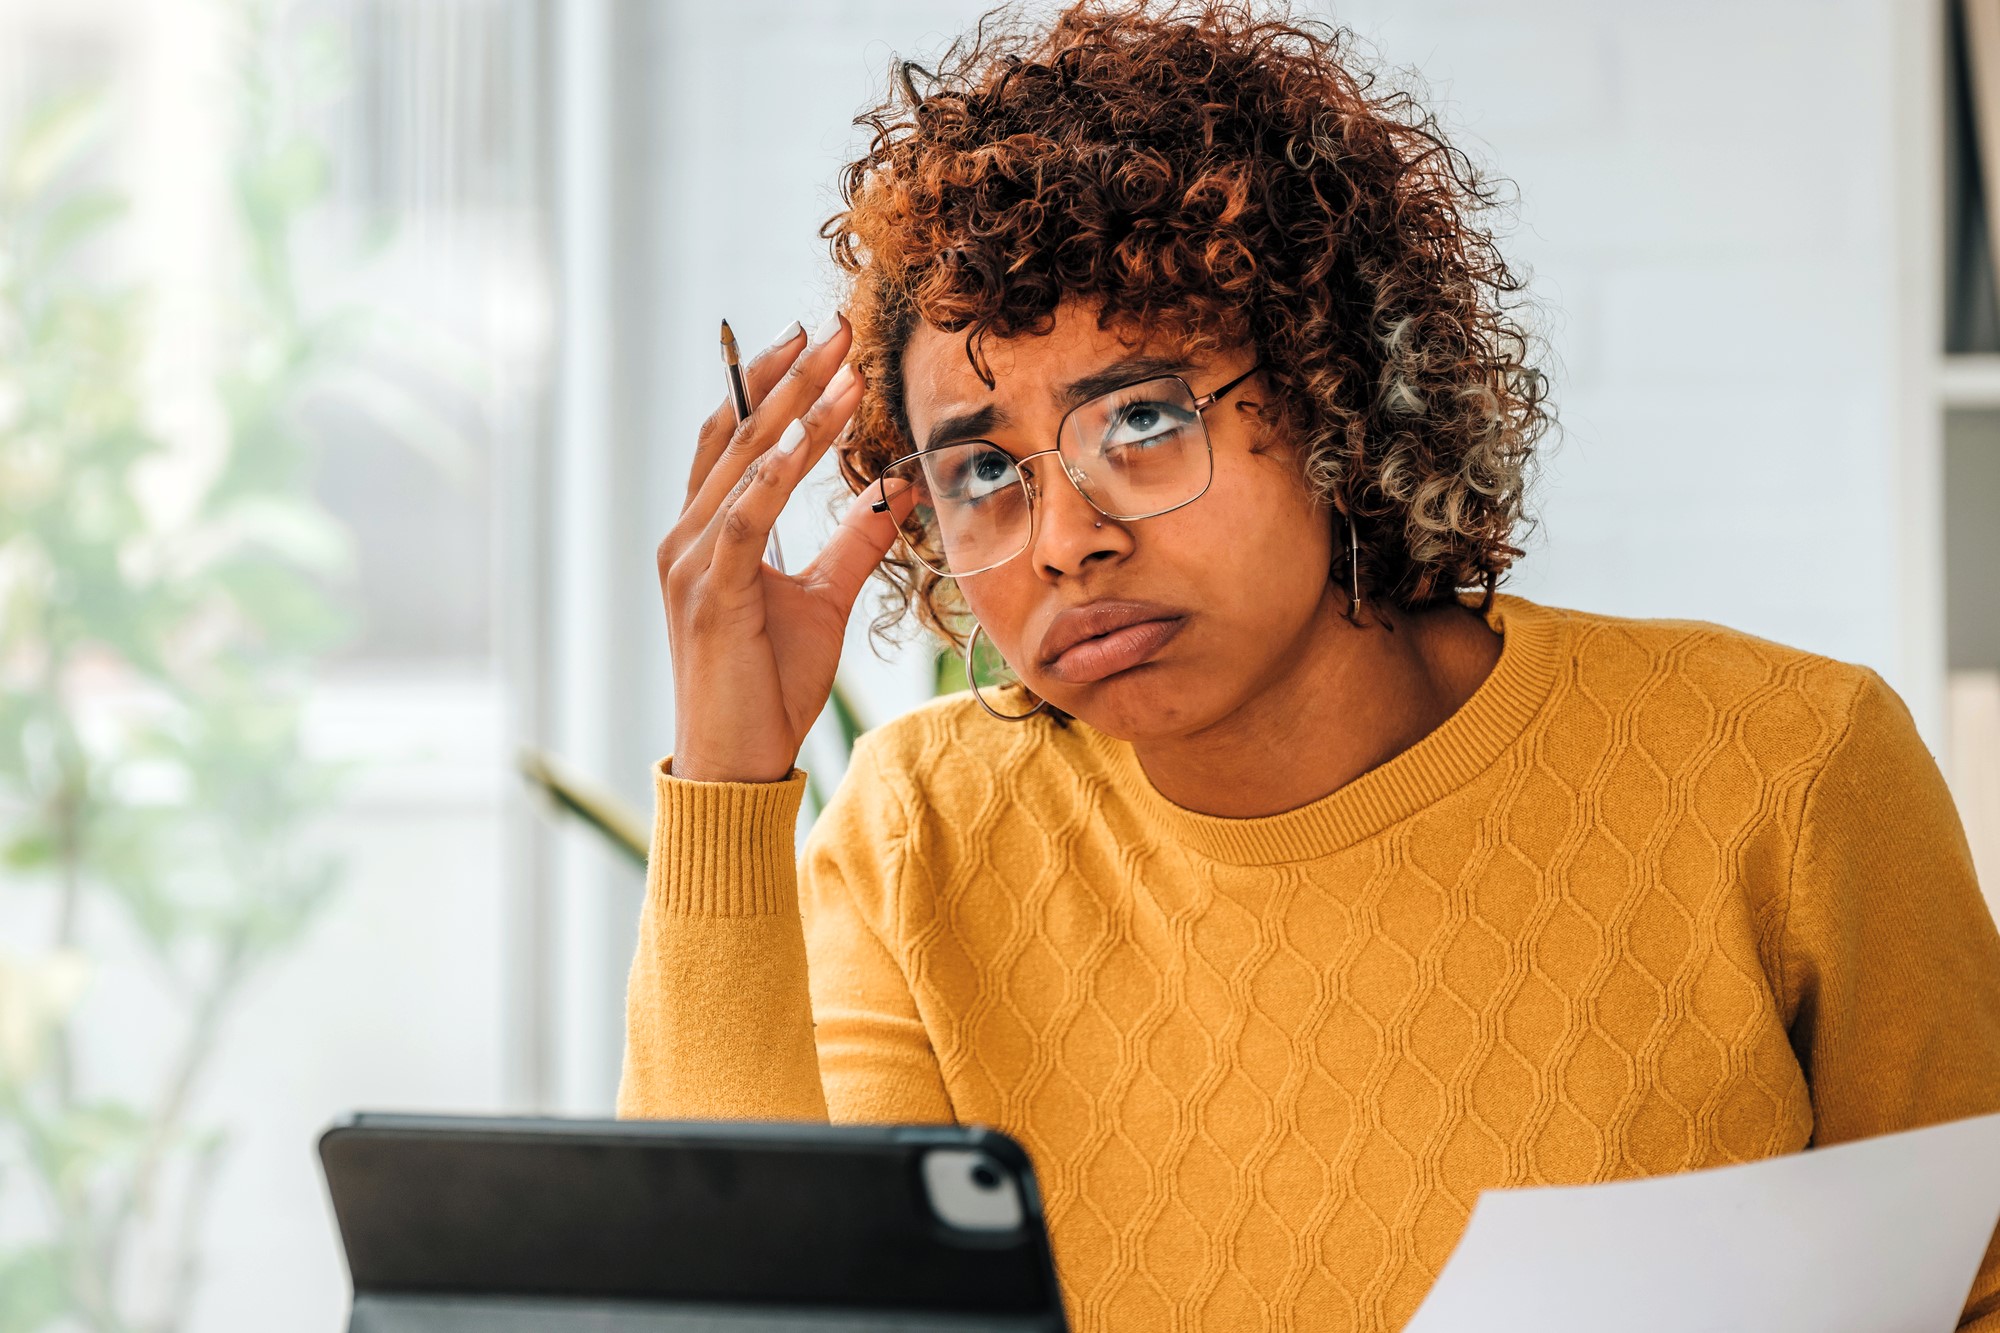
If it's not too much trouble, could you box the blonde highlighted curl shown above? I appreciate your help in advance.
[824,0,1549,646]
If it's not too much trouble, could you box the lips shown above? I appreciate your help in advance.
[1037,599,1188,685]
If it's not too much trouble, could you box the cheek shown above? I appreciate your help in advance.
[1158,459,1332,607]
[955,567,1043,665]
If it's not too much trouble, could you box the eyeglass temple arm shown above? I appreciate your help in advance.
[1194,362,1263,410]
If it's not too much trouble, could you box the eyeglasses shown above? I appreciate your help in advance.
[870,364,1262,578]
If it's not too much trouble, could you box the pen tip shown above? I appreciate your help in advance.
[719,318,735,344]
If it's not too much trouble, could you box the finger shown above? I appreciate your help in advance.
[801,477,912,614]
[683,320,809,510]
[702,363,867,589]
[685,361,866,583]
[686,314,853,530]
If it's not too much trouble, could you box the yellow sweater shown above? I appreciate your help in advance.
[619,595,2000,1332]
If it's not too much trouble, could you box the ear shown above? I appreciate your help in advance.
[1234,385,1291,449]
[1242,404,1299,463]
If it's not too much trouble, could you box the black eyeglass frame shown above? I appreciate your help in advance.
[869,362,1264,578]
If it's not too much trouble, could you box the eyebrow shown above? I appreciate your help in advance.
[923,403,1008,453]
[1058,354,1195,408]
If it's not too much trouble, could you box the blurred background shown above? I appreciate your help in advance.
[0,0,1995,1327]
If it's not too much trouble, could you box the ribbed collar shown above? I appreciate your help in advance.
[1074,594,1567,867]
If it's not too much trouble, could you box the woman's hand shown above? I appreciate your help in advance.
[659,314,901,784]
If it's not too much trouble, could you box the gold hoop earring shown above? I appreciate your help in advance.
[965,623,1049,722]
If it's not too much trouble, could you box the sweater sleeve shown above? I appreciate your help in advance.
[1779,669,2000,1331]
[615,745,952,1126]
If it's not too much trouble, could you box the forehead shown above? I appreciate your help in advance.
[900,304,1164,431]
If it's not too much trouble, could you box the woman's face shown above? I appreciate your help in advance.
[899,302,1337,743]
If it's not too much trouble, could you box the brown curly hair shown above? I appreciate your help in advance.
[825,0,1547,645]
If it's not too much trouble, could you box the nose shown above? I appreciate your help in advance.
[1027,455,1131,581]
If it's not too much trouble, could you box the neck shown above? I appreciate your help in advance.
[1129,590,1503,819]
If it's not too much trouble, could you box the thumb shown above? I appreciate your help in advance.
[803,480,908,615]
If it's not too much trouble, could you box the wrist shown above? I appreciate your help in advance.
[668,749,796,786]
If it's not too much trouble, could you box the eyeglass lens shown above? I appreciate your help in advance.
[882,376,1213,577]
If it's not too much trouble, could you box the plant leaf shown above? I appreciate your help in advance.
[517,749,648,867]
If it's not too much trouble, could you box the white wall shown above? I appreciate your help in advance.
[1345,1,1909,675]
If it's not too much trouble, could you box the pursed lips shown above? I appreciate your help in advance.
[1036,599,1188,685]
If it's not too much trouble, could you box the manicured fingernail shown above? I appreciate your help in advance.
[823,363,859,400]
[813,311,845,344]
[772,419,809,457]
[766,319,804,349]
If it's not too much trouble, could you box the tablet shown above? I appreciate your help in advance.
[318,1113,1068,1332]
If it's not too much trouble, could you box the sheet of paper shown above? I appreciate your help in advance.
[1404,1112,2000,1333]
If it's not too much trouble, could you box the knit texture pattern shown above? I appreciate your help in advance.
[619,596,2000,1332]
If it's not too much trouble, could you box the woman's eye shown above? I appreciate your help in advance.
[1103,399,1195,449]
[935,447,1018,502]
[1122,405,1163,434]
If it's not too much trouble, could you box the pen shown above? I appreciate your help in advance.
[720,318,786,574]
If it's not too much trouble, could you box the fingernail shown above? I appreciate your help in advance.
[772,418,809,458]
[813,311,845,344]
[823,363,859,400]
[766,319,804,349]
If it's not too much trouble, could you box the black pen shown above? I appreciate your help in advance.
[720,319,786,573]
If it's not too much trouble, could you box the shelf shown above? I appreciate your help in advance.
[1940,354,2000,407]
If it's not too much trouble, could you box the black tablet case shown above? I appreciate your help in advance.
[319,1114,1068,1333]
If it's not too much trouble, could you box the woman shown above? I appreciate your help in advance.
[623,4,2000,1330]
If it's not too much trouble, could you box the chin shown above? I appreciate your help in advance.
[1048,663,1226,743]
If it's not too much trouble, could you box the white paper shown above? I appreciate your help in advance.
[1404,1112,2000,1333]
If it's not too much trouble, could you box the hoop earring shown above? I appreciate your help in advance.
[965,623,1049,722]
[1347,510,1364,619]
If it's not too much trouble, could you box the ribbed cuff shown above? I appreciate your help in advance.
[651,757,808,917]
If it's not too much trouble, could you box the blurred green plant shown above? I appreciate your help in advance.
[0,3,386,1328]
[517,748,648,867]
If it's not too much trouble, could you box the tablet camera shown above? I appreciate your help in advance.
[921,1148,1026,1234]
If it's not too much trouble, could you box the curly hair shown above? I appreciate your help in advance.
[824,0,1548,645]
